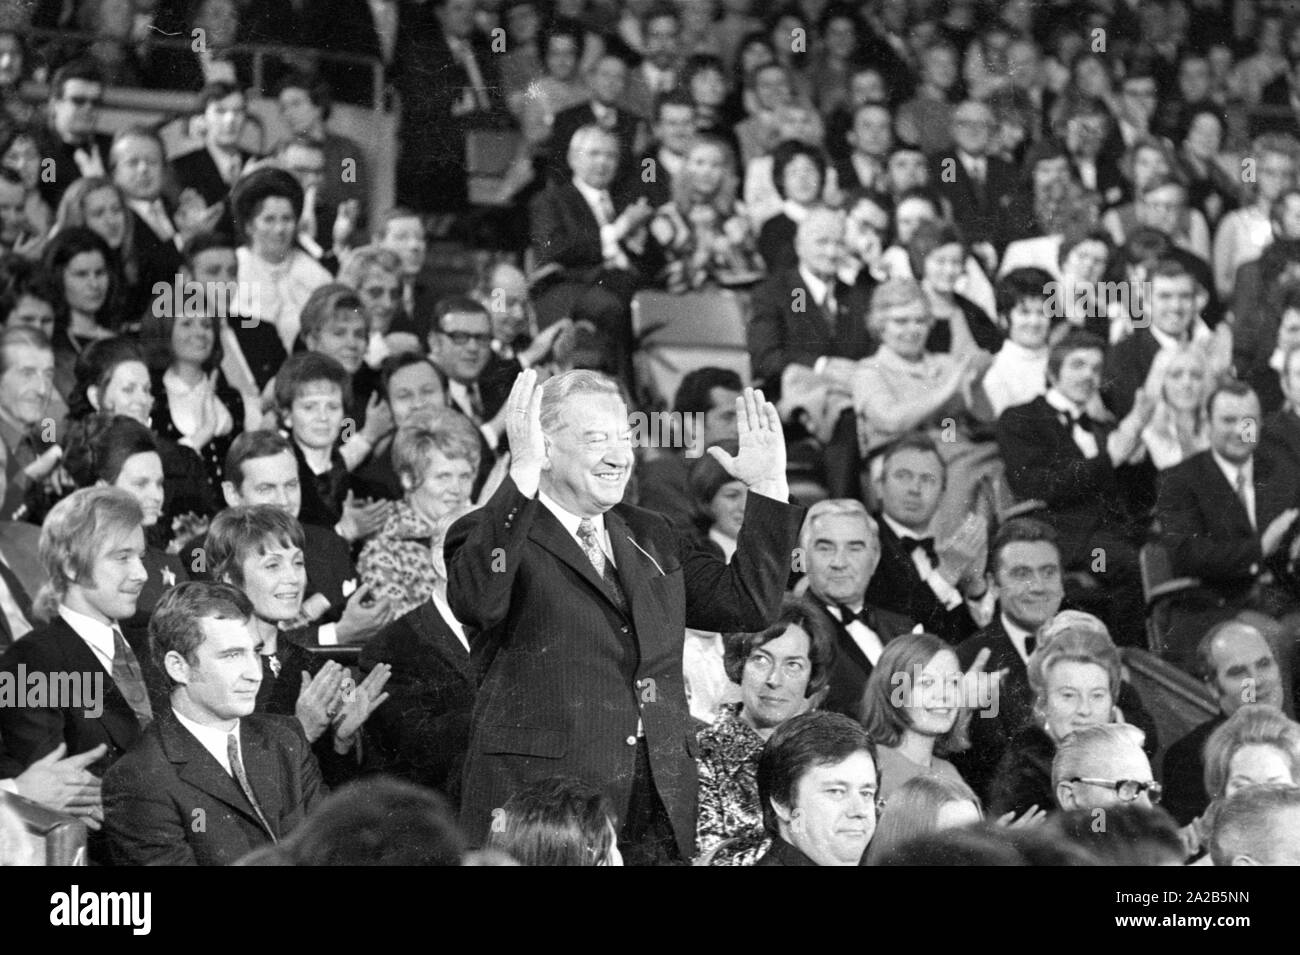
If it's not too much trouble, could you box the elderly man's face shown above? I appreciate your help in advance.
[570,133,619,190]
[779,750,877,865]
[804,513,879,607]
[1209,625,1283,715]
[542,392,633,517]
[485,264,531,342]
[1057,742,1156,811]
[952,103,994,156]
[850,106,892,158]
[795,215,843,278]
[739,624,815,733]
[0,342,54,427]
[111,135,164,201]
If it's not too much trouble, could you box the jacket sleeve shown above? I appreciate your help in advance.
[997,404,1118,508]
[102,758,199,866]
[445,476,538,634]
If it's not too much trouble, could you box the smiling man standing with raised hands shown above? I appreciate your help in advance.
[447,369,803,865]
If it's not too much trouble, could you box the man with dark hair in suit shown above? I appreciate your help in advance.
[629,91,696,209]
[636,367,741,530]
[799,499,914,719]
[1157,379,1300,670]
[171,82,253,208]
[998,328,1154,646]
[747,208,874,399]
[1103,256,1209,419]
[530,125,654,369]
[931,99,1019,256]
[864,433,993,645]
[447,368,801,864]
[834,103,892,194]
[102,581,329,865]
[0,488,156,856]
[0,325,60,522]
[547,49,645,185]
[1161,620,1285,827]
[427,296,511,466]
[33,60,113,209]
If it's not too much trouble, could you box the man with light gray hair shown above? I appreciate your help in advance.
[798,499,916,719]
[748,207,875,399]
[1053,723,1161,812]
[446,368,803,864]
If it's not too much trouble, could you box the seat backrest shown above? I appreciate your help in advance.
[0,791,88,866]
[631,290,750,349]
[1121,647,1219,777]
[1139,541,1174,602]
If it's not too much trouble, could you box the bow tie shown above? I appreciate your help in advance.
[836,604,873,628]
[899,536,938,565]
[1061,410,1094,433]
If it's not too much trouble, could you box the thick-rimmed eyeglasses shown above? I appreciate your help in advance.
[1069,777,1163,804]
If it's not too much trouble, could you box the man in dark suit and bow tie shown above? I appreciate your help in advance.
[799,499,915,719]
[998,329,1155,646]
[34,60,113,210]
[747,209,875,399]
[447,368,802,864]
[102,581,328,865]
[0,488,157,856]
[865,433,995,646]
[530,125,654,370]
[171,82,253,208]
[1158,379,1300,672]
[931,100,1020,256]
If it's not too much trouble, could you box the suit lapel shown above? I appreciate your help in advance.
[51,621,141,752]
[607,510,650,622]
[1201,454,1256,536]
[163,714,271,831]
[565,181,601,235]
[528,505,626,614]
[238,718,285,835]
[416,602,475,682]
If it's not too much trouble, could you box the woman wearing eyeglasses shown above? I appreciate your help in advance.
[693,597,835,866]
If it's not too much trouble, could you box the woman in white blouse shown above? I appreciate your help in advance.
[232,166,331,352]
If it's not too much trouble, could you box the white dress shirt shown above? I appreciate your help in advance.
[58,604,118,673]
[447,379,500,450]
[173,707,237,775]
[128,197,179,248]
[1045,388,1100,459]
[880,513,963,610]
[1001,614,1037,666]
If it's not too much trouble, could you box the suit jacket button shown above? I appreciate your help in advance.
[621,626,629,634]
[626,735,637,745]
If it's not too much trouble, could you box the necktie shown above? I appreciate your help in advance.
[112,628,153,729]
[597,191,615,225]
[900,536,939,566]
[822,286,838,323]
[577,518,629,613]
[467,383,485,422]
[1235,470,1255,529]
[226,733,277,842]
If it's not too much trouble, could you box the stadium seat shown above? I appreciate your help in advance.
[1119,647,1218,780]
[0,791,88,866]
[630,289,752,411]
[1138,541,1232,670]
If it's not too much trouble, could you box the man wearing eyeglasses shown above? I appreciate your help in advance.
[35,59,113,209]
[1053,723,1161,812]
[427,296,509,467]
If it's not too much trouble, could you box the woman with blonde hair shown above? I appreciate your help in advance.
[649,134,763,291]
[1140,344,1211,470]
[50,176,138,319]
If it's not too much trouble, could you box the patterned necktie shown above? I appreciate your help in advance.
[577,518,629,613]
[227,733,277,842]
[112,628,153,729]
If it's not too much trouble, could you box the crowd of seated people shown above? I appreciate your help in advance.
[9,0,1300,869]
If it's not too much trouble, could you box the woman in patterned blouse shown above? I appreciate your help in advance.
[357,406,480,619]
[694,595,836,866]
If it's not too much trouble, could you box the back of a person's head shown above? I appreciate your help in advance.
[486,776,619,866]
[1047,805,1185,865]
[1210,783,1300,865]
[274,777,467,866]
[873,823,1027,866]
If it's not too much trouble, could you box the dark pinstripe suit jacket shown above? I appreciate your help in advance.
[446,476,802,855]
